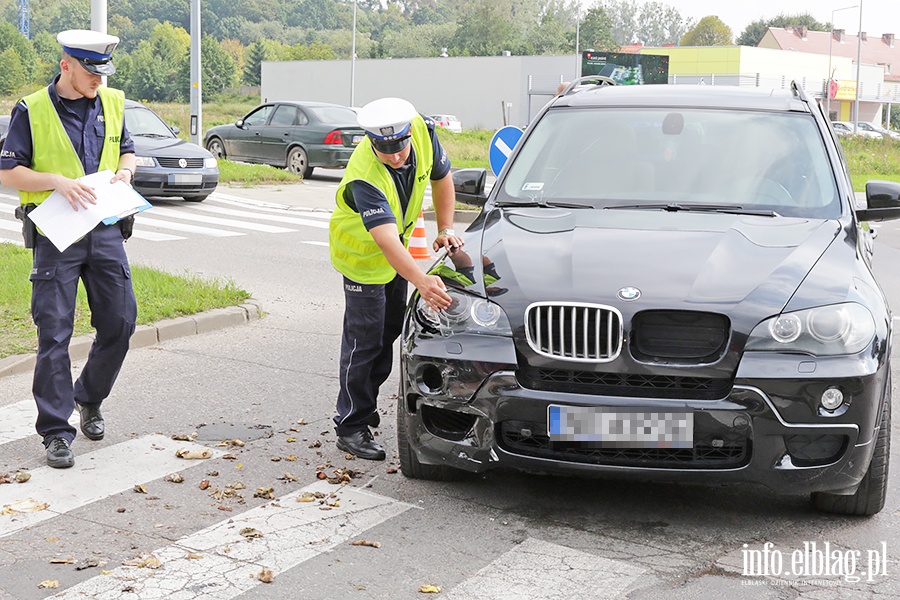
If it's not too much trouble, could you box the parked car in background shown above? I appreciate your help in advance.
[400,79,900,516]
[0,115,8,152]
[870,123,900,140]
[832,121,882,139]
[125,100,219,202]
[429,114,463,133]
[203,101,364,178]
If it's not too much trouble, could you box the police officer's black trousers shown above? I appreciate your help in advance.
[30,224,137,445]
[334,274,408,437]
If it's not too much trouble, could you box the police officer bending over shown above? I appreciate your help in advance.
[329,97,463,460]
[0,30,137,469]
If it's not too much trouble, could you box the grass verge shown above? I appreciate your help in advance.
[0,243,251,360]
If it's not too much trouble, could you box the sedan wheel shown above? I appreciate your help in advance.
[206,138,226,160]
[287,146,313,179]
[182,195,208,203]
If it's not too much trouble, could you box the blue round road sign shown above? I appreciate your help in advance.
[489,126,525,177]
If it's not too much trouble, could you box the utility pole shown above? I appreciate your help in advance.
[190,0,202,145]
[17,0,29,38]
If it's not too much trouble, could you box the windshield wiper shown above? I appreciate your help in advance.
[606,203,778,217]
[134,132,171,138]
[495,199,593,209]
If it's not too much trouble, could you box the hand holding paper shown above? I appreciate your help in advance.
[27,170,152,252]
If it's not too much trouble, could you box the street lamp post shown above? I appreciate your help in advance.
[853,0,863,134]
[826,4,858,120]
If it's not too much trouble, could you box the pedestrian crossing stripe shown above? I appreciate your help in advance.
[50,480,412,599]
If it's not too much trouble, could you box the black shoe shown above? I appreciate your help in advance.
[368,412,381,428]
[76,403,105,440]
[46,437,74,469]
[336,429,386,461]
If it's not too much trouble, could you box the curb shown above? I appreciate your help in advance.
[0,299,263,380]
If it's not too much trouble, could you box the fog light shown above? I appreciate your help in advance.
[820,387,844,411]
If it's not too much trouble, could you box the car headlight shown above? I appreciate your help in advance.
[204,157,218,169]
[415,289,512,337]
[134,155,156,167]
[745,303,876,356]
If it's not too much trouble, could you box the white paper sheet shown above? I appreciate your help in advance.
[27,170,152,252]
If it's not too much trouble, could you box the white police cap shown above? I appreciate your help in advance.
[57,29,119,76]
[357,97,417,143]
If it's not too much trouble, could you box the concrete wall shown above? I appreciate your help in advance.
[262,55,577,130]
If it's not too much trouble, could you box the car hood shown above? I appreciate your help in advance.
[447,207,842,334]
[133,136,213,158]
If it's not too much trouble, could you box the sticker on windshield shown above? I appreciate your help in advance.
[522,182,544,191]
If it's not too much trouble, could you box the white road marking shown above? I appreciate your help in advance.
[0,399,74,446]
[208,193,332,218]
[132,216,244,237]
[0,220,20,232]
[0,435,223,538]
[445,537,645,600]
[302,241,329,247]
[147,206,297,233]
[187,203,329,228]
[52,480,412,599]
[130,229,187,241]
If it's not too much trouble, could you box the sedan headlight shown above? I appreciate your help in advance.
[134,155,156,167]
[745,303,876,356]
[415,289,512,337]
[204,157,218,169]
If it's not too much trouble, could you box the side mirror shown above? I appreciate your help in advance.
[170,125,180,135]
[235,119,245,129]
[856,180,900,222]
[453,168,488,207]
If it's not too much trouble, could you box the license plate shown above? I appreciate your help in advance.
[548,405,693,448]
[351,134,363,145]
[168,173,202,184]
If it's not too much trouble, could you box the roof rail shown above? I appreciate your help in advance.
[560,75,617,96]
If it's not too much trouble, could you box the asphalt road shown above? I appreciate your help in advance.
[1,174,900,600]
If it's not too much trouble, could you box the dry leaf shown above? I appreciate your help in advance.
[49,558,75,564]
[124,554,162,569]
[37,580,59,589]
[296,418,306,425]
[270,457,282,462]
[171,433,193,441]
[164,473,184,483]
[175,448,212,459]
[418,584,442,593]
[257,568,274,583]
[199,479,210,490]
[186,553,203,560]
[316,471,327,480]
[351,540,382,549]
[1,498,49,515]
[286,437,297,443]
[254,487,275,499]
[308,440,322,448]
[240,527,263,539]
[14,471,31,483]
[0,473,9,484]
[216,439,245,447]
[218,505,232,512]
[278,473,298,482]
[285,455,298,461]
[133,485,148,494]
[76,560,100,571]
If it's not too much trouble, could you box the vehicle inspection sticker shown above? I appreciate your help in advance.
[548,406,693,448]
[522,182,544,191]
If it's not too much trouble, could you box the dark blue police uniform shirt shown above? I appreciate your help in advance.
[344,115,451,231]
[0,75,135,179]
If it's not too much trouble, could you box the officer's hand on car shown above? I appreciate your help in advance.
[433,230,465,254]
[415,274,452,311]
[54,175,97,210]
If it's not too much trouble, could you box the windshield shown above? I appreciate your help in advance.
[501,107,840,218]
[125,107,177,138]
[308,105,359,125]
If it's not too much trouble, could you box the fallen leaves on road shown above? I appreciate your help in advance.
[386,467,398,474]
[297,491,325,503]
[254,487,275,499]
[37,580,59,589]
[76,560,100,571]
[257,568,274,583]
[49,558,75,564]
[351,540,382,549]
[123,554,162,569]
[278,473,298,482]
[218,439,245,448]
[240,527,263,539]
[0,471,31,484]
[133,485,148,494]
[171,433,195,441]
[418,584,442,593]
[163,473,184,484]
[285,455,298,461]
[316,467,365,485]
[199,479,211,490]
[1,498,49,515]
[175,448,212,459]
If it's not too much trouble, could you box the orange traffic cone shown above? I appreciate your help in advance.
[408,211,431,260]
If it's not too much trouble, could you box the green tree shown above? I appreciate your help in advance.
[50,0,91,33]
[242,42,268,86]
[0,47,26,94]
[680,15,733,46]
[125,22,190,102]
[0,21,40,82]
[381,22,455,58]
[636,1,692,46]
[600,0,640,45]
[736,13,828,47]
[450,0,517,56]
[580,5,618,51]
[201,35,239,97]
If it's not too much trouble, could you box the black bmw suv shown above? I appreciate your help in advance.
[398,78,900,516]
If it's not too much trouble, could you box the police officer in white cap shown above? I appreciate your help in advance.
[329,97,464,460]
[0,30,137,469]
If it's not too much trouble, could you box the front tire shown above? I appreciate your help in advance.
[397,399,472,481]
[206,137,226,160]
[182,195,208,202]
[287,146,313,178]
[812,374,891,516]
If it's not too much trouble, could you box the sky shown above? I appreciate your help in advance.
[587,1,900,39]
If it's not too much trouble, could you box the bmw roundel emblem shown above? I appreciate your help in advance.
[617,287,641,301]
[178,158,188,168]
